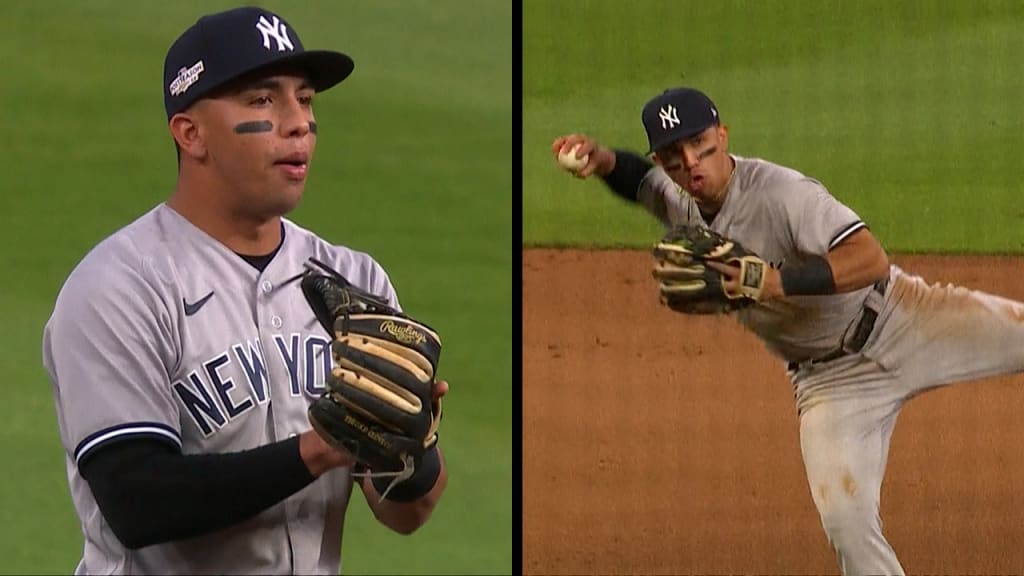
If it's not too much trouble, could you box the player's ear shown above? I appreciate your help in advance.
[650,147,670,166]
[719,124,729,148]
[169,112,207,161]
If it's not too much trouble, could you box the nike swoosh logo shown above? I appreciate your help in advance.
[183,291,215,316]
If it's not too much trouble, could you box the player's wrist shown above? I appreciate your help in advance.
[600,150,654,202]
[594,147,617,177]
[761,266,784,301]
[780,256,836,296]
[299,431,354,477]
[369,445,442,502]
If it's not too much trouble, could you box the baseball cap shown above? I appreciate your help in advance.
[641,88,720,154]
[163,7,355,119]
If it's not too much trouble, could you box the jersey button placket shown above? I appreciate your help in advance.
[257,278,281,329]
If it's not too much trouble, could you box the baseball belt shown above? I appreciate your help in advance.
[787,277,889,372]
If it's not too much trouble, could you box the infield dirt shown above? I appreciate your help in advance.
[524,249,1024,575]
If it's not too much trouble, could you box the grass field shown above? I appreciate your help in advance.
[524,0,1024,252]
[0,1,511,574]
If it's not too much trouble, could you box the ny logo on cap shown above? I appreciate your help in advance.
[659,104,680,130]
[256,15,295,52]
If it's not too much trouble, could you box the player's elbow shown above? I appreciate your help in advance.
[82,455,182,550]
[853,229,890,283]
[97,500,166,550]
[872,246,890,282]
[95,491,171,549]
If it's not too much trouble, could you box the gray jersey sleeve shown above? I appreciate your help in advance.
[636,168,701,227]
[307,238,401,312]
[366,258,400,311]
[43,248,182,467]
[781,178,866,256]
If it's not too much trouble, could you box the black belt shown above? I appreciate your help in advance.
[787,277,888,372]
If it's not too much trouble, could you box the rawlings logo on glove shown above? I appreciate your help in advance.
[652,224,768,314]
[381,320,429,344]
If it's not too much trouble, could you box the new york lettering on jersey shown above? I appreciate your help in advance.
[60,205,393,462]
[168,242,328,445]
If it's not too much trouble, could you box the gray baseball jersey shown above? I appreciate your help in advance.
[43,203,398,575]
[639,154,871,362]
[635,153,1024,573]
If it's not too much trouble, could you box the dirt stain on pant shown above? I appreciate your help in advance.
[842,469,858,497]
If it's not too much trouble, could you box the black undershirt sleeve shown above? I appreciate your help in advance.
[598,149,656,203]
[79,437,317,550]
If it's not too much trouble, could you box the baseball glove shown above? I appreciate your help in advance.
[651,224,767,314]
[300,258,442,500]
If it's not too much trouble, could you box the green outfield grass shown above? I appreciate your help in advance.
[0,1,511,574]
[524,0,1024,252]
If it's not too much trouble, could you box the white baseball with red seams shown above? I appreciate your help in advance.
[557,143,589,172]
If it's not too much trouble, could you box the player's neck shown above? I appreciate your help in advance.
[167,187,283,257]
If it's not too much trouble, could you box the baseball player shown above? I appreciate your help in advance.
[42,7,448,575]
[553,87,1024,574]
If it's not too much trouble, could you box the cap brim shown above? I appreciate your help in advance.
[646,123,716,155]
[220,50,355,95]
[262,50,355,92]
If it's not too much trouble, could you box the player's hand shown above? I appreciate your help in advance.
[300,381,447,480]
[300,429,356,477]
[430,378,448,428]
[550,134,616,179]
[432,379,449,404]
[706,260,784,302]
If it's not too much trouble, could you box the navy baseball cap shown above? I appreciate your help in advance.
[641,88,720,153]
[163,7,355,119]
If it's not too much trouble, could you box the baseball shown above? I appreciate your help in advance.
[557,144,590,173]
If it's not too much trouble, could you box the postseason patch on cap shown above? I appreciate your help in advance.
[169,60,205,97]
